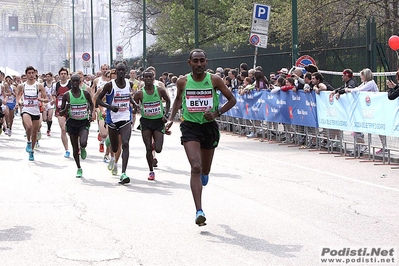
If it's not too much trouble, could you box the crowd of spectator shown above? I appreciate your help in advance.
[191,62,399,156]
[2,60,399,157]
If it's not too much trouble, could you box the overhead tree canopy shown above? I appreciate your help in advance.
[114,0,399,55]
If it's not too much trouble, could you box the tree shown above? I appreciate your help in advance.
[19,0,69,71]
[113,0,399,56]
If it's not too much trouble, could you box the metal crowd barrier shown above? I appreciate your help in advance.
[216,115,399,169]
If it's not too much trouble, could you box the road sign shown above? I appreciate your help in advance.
[295,55,316,68]
[249,34,260,46]
[82,52,91,68]
[82,52,91,61]
[116,45,123,60]
[250,3,271,49]
[251,4,271,35]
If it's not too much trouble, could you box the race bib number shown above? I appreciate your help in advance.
[114,95,130,112]
[57,96,63,108]
[185,89,213,112]
[70,104,88,119]
[143,101,161,117]
[24,95,38,107]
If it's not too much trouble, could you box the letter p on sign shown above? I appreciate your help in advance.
[255,4,269,20]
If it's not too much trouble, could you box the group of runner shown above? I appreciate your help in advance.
[0,62,173,183]
[0,49,237,226]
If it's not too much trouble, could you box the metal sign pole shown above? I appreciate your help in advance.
[253,46,258,69]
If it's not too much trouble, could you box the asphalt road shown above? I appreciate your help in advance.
[1,115,398,266]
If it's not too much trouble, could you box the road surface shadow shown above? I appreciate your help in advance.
[0,226,33,242]
[201,224,302,258]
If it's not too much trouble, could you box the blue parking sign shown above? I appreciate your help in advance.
[254,4,270,20]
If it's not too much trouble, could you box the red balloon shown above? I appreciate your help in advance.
[388,35,399,51]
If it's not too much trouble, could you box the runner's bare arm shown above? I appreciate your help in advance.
[59,93,71,117]
[165,76,186,130]
[159,87,171,118]
[84,90,95,121]
[38,84,49,103]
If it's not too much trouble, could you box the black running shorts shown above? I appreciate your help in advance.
[66,119,90,135]
[139,117,165,133]
[180,120,220,149]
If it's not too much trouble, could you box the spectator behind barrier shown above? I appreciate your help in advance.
[311,72,327,94]
[387,70,399,100]
[331,69,357,100]
[340,68,382,156]
[281,77,295,92]
[345,68,378,93]
[303,73,313,92]
[254,70,269,91]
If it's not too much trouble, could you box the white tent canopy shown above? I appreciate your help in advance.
[0,67,21,76]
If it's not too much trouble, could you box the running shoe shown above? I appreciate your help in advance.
[195,210,206,226]
[26,142,32,153]
[201,173,209,186]
[108,160,115,171]
[103,154,110,163]
[148,171,155,181]
[97,133,102,141]
[99,143,104,153]
[47,130,51,136]
[76,168,83,178]
[153,158,158,167]
[112,164,118,175]
[35,141,40,149]
[80,147,87,160]
[29,152,34,161]
[5,128,10,136]
[8,129,11,137]
[119,173,130,184]
[64,150,70,158]
[37,131,42,140]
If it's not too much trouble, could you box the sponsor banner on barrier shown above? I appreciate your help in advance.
[316,91,397,136]
[385,98,399,137]
[317,92,355,131]
[220,90,399,137]
[221,90,318,127]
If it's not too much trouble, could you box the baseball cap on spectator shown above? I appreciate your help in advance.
[278,68,289,74]
[304,64,319,73]
[216,67,224,73]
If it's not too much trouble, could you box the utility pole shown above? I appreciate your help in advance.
[143,0,146,69]
[292,0,298,66]
[194,0,199,48]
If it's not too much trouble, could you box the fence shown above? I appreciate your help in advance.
[215,90,399,168]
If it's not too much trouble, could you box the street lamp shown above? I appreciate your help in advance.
[71,0,76,72]
[99,16,108,66]
[109,0,113,67]
[81,8,87,53]
[90,0,95,74]
[143,0,146,69]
